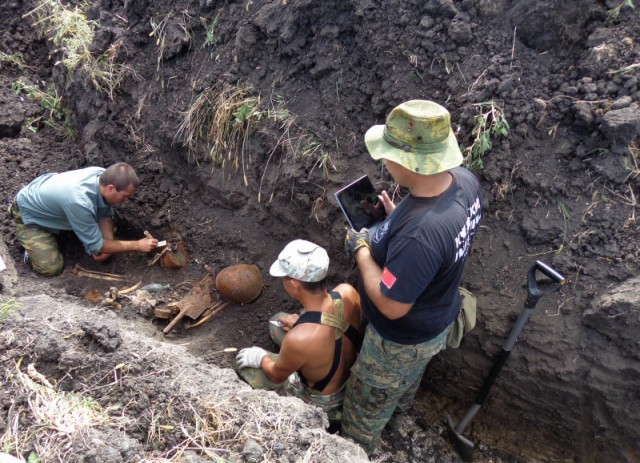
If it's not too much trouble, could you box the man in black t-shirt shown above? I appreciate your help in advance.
[341,100,483,454]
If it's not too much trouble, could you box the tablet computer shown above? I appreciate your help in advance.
[335,175,380,230]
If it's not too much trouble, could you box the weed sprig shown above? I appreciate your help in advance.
[607,0,635,23]
[0,52,34,71]
[11,80,76,139]
[463,101,509,170]
[201,11,222,49]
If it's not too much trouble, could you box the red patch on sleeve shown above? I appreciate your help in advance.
[381,267,397,290]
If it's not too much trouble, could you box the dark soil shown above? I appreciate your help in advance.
[1,0,639,462]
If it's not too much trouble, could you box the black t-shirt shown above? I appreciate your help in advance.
[359,167,482,344]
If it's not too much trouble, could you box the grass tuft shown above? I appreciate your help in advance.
[0,298,20,325]
[176,83,335,199]
[0,52,34,71]
[0,359,109,461]
[11,80,76,139]
[24,0,131,99]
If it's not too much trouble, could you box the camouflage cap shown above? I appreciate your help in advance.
[269,239,329,282]
[364,100,463,175]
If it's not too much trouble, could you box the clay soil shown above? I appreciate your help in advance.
[1,0,639,462]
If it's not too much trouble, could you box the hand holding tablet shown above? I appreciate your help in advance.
[335,175,384,231]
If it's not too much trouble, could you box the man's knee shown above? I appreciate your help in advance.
[15,224,63,276]
[32,254,64,277]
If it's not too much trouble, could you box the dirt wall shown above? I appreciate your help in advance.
[1,0,639,461]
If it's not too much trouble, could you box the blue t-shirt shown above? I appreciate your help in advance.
[16,167,113,255]
[359,167,482,344]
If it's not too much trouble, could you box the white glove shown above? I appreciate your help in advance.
[236,347,267,369]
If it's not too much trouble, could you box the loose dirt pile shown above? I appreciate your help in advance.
[1,0,639,462]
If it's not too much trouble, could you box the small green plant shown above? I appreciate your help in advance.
[11,80,76,139]
[0,298,20,324]
[607,0,635,23]
[25,0,130,99]
[463,101,509,170]
[0,51,32,71]
[201,11,222,49]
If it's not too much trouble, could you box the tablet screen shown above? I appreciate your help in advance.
[335,175,380,230]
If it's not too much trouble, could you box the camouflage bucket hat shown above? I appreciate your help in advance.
[364,100,463,175]
[269,239,329,283]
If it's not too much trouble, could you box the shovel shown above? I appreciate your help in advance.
[162,274,214,334]
[447,260,567,462]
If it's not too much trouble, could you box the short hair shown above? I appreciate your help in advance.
[99,162,139,191]
[299,278,328,293]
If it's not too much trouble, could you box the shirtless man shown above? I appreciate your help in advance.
[235,239,362,423]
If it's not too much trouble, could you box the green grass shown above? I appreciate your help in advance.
[11,80,76,139]
[24,0,130,99]
[202,11,222,49]
[176,83,335,201]
[0,51,32,71]
[463,101,509,170]
[0,298,20,324]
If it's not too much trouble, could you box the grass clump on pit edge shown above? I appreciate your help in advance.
[0,298,19,325]
[0,358,108,462]
[175,82,335,201]
[462,100,510,171]
[24,0,131,100]
[0,356,336,462]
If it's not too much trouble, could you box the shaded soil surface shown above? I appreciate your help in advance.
[1,0,640,462]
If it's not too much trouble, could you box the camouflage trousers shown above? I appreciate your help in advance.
[341,323,450,454]
[235,312,345,423]
[10,202,63,277]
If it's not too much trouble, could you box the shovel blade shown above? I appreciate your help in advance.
[446,415,475,462]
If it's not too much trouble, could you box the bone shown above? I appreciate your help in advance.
[119,281,142,295]
[74,270,127,282]
[73,264,126,280]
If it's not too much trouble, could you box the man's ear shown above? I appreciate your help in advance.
[288,278,302,294]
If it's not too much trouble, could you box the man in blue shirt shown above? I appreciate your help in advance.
[10,162,158,276]
[341,101,483,454]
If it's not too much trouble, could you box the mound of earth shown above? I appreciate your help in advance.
[1,0,639,462]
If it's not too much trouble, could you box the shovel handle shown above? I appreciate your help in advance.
[526,261,568,308]
[449,260,568,455]
[474,262,567,409]
[163,310,186,334]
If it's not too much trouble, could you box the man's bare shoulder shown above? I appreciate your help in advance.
[333,284,361,311]
[280,323,323,356]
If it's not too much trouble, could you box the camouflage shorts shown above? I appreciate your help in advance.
[10,202,63,277]
[341,323,449,454]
